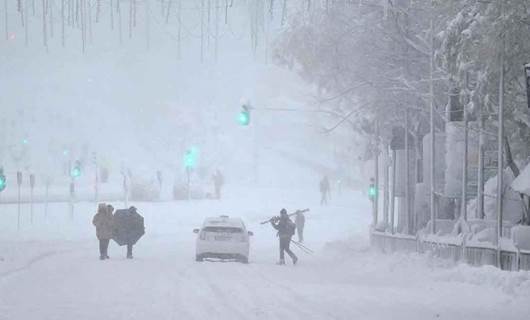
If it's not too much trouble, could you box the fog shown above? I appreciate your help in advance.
[1,1,529,320]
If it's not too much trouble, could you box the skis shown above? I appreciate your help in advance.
[260,208,310,224]
[291,240,314,255]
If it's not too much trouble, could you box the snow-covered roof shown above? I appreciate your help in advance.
[511,163,530,196]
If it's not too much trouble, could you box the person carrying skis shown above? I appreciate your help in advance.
[270,208,298,265]
[92,203,114,260]
[295,210,306,243]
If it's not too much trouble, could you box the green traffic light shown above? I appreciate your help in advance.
[22,138,29,145]
[238,111,250,126]
[368,185,377,198]
[184,147,199,169]
[0,175,6,192]
[71,167,81,178]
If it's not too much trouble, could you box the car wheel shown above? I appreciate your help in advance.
[196,255,204,262]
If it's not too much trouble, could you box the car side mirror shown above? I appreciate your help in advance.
[193,229,200,234]
[248,231,254,236]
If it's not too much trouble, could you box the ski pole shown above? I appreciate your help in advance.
[291,240,314,253]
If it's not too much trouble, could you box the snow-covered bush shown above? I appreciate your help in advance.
[130,179,160,201]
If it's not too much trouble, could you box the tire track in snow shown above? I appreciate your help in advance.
[0,251,61,280]
[252,265,342,320]
[182,262,249,320]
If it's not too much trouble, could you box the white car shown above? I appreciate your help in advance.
[193,215,253,263]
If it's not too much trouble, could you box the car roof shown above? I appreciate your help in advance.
[203,216,244,228]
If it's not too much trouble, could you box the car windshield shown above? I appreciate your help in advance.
[203,226,243,234]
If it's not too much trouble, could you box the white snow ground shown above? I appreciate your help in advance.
[1,187,529,320]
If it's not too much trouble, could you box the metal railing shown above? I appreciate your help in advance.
[370,231,530,271]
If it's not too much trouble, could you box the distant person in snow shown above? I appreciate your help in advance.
[295,210,306,243]
[270,209,298,265]
[92,203,114,260]
[320,176,330,205]
[212,169,225,199]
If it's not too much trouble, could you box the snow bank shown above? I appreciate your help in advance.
[512,163,530,196]
[436,264,530,296]
[512,226,530,251]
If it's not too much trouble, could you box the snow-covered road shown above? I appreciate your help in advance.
[1,187,529,320]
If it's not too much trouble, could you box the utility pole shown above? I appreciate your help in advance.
[461,105,468,221]
[405,109,410,234]
[30,174,35,224]
[44,177,50,219]
[390,150,396,234]
[383,144,390,230]
[122,171,129,207]
[429,6,436,235]
[17,171,22,231]
[374,122,380,227]
[496,0,506,266]
[477,102,485,219]
[94,152,99,203]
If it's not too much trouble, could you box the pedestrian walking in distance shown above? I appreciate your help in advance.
[212,169,224,200]
[320,175,330,205]
[295,210,306,243]
[92,203,114,260]
[270,209,298,265]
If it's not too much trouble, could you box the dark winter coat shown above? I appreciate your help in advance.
[93,209,114,240]
[271,217,296,239]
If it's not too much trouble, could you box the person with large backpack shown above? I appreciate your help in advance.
[270,208,298,265]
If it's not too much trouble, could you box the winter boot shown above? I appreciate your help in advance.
[99,256,105,260]
[293,256,298,265]
[277,259,285,265]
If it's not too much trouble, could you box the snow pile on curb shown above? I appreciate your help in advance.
[436,264,530,296]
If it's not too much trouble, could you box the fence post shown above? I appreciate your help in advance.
[390,150,396,234]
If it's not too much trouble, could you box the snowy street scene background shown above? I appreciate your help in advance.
[1,0,530,319]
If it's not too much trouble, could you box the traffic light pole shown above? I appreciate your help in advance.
[122,172,129,208]
[94,153,99,203]
[374,123,379,227]
[69,178,75,220]
[186,167,191,200]
[30,174,35,225]
[17,171,22,231]
[45,178,50,219]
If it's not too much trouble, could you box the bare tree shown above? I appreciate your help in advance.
[42,0,48,51]
[6,0,10,40]
[61,0,65,46]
